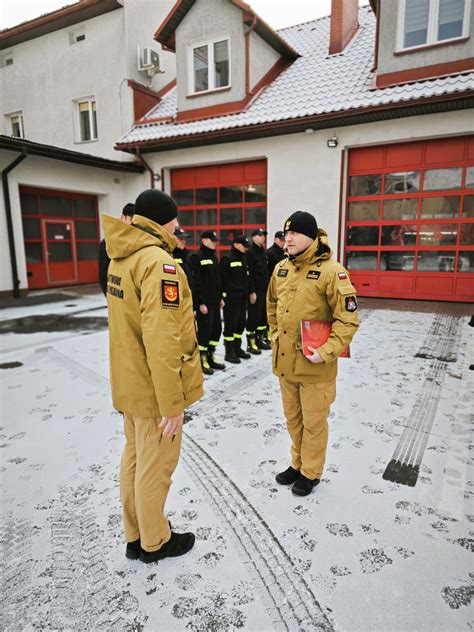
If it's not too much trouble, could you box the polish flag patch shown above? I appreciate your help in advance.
[338,272,347,280]
[163,264,177,275]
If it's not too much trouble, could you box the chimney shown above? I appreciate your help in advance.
[329,0,359,55]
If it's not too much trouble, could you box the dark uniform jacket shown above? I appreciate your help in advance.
[98,239,110,296]
[267,229,359,384]
[190,245,222,306]
[266,243,286,277]
[220,247,249,300]
[246,242,269,293]
[173,246,197,310]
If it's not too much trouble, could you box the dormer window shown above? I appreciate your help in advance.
[189,38,230,95]
[399,0,470,50]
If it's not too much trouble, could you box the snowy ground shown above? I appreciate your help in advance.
[1,288,473,632]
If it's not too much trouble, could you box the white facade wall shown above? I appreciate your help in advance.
[0,151,148,294]
[153,109,472,254]
[0,0,175,161]
[249,30,281,89]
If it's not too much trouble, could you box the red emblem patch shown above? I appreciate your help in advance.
[161,280,179,308]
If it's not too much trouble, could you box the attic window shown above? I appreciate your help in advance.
[189,38,230,94]
[399,0,470,50]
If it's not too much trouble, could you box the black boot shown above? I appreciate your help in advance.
[275,466,300,485]
[256,330,271,350]
[234,338,250,359]
[292,474,320,496]
[247,333,261,355]
[200,350,214,375]
[207,348,225,370]
[261,328,272,348]
[139,531,195,563]
[224,340,240,364]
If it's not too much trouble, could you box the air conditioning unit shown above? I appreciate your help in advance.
[137,46,162,76]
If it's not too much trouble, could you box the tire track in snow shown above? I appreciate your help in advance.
[383,314,461,487]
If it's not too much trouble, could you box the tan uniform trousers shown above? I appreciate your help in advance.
[279,377,337,480]
[120,413,182,552]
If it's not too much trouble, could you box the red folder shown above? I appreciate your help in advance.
[300,320,350,358]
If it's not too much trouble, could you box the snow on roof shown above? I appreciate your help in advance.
[117,6,474,146]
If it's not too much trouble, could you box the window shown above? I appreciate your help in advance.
[400,0,469,50]
[189,38,230,94]
[7,112,24,138]
[76,98,97,142]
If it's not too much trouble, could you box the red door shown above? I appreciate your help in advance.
[345,136,474,302]
[170,160,267,254]
[20,187,99,289]
[43,220,78,285]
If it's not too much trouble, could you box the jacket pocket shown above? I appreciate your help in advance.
[271,337,279,369]
[294,346,331,377]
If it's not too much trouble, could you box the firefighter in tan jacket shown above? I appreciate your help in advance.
[267,211,359,496]
[103,189,203,564]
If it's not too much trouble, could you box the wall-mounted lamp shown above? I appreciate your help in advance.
[304,128,315,134]
[154,172,161,182]
[327,135,338,148]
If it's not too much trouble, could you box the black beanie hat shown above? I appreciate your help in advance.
[284,211,318,240]
[134,189,178,226]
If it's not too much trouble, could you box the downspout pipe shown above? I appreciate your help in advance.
[2,151,27,298]
[134,147,155,188]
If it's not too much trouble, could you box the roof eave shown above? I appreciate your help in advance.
[0,0,123,50]
[0,135,144,173]
[115,91,474,154]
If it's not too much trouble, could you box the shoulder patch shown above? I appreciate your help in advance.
[277,268,289,277]
[161,280,180,309]
[338,271,347,280]
[345,296,358,312]
[163,263,177,275]
[307,270,320,280]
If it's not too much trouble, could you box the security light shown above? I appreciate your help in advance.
[327,135,338,148]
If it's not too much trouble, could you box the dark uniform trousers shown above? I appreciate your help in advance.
[247,290,267,335]
[196,302,222,351]
[223,298,246,341]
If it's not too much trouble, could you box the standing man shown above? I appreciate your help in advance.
[246,228,270,353]
[103,188,203,563]
[98,202,134,295]
[190,230,225,375]
[173,228,197,310]
[267,211,359,497]
[266,230,286,277]
[220,234,252,364]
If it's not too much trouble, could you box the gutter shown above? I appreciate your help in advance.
[2,151,27,298]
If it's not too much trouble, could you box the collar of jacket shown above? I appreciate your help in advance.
[251,241,264,251]
[289,229,332,268]
[200,244,217,257]
[131,215,177,254]
[231,246,245,258]
[173,245,186,257]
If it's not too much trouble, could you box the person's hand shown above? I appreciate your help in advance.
[159,412,184,437]
[249,292,257,305]
[305,345,324,364]
[199,304,208,315]
[220,299,225,309]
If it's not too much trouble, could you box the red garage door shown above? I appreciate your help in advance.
[171,160,267,253]
[20,187,100,290]
[345,136,474,302]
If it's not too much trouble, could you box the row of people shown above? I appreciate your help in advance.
[172,228,285,375]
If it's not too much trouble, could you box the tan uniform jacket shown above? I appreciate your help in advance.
[103,213,204,418]
[267,230,359,383]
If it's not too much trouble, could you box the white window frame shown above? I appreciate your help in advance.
[187,36,231,96]
[6,112,24,138]
[74,97,98,143]
[397,0,471,51]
